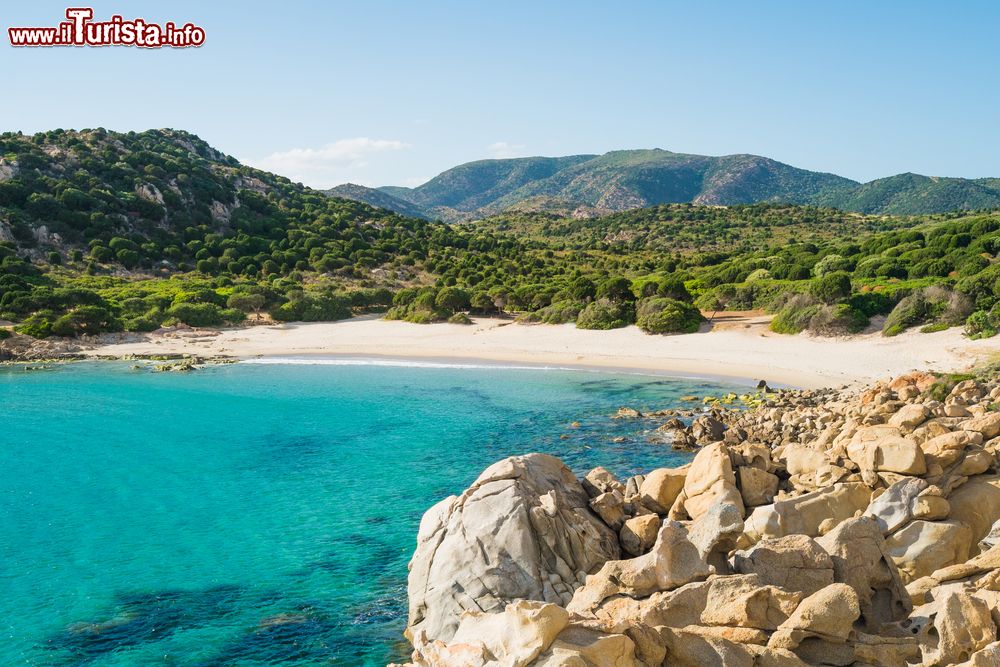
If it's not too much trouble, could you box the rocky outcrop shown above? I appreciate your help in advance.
[405,454,619,645]
[400,371,1000,667]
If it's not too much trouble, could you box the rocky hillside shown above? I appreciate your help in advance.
[398,371,1000,666]
[324,183,430,220]
[329,149,1000,221]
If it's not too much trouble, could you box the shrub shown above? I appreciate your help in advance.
[165,302,224,327]
[635,298,703,334]
[520,300,582,324]
[435,287,471,311]
[813,254,853,276]
[14,310,57,338]
[966,309,1000,340]
[447,312,472,325]
[848,291,894,317]
[575,299,632,330]
[770,295,821,334]
[745,268,772,282]
[0,328,10,340]
[810,271,852,304]
[808,304,869,336]
[596,277,635,302]
[882,286,972,337]
[51,306,119,336]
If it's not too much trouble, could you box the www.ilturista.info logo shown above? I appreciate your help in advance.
[8,8,205,48]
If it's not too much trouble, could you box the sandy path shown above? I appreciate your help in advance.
[83,314,1000,389]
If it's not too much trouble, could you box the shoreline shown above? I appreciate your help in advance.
[75,314,1000,390]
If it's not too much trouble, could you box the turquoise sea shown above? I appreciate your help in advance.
[0,360,747,666]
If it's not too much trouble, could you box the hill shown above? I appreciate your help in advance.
[323,183,430,220]
[325,149,1000,220]
[5,128,1000,347]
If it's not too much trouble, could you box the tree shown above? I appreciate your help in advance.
[596,276,635,303]
[227,293,266,322]
[810,271,852,304]
[569,277,596,302]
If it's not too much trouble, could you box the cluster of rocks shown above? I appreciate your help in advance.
[0,331,85,361]
[397,371,1000,666]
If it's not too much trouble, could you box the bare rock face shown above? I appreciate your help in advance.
[768,583,860,650]
[679,442,745,520]
[914,591,997,666]
[884,519,973,582]
[734,535,834,596]
[638,466,686,514]
[847,426,926,475]
[567,521,710,615]
[619,514,660,557]
[815,517,911,632]
[405,454,620,644]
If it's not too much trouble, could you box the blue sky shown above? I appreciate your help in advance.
[3,1,999,188]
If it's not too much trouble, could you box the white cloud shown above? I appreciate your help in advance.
[487,141,527,159]
[247,138,409,188]
[401,175,431,187]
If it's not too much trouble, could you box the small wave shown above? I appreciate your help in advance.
[237,356,760,385]
[240,357,576,371]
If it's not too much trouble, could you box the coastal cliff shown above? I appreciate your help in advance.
[397,371,1000,666]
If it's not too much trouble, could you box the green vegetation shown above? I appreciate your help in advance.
[329,149,1000,221]
[4,128,1000,343]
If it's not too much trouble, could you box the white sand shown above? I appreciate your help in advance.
[84,314,1000,389]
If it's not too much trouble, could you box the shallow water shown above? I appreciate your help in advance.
[0,360,746,666]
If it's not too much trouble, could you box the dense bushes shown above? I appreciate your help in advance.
[575,299,632,330]
[636,298,703,334]
[770,295,823,334]
[883,286,972,336]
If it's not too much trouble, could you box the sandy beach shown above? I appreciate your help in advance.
[83,313,1000,389]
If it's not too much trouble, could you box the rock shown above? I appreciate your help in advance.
[567,521,711,615]
[862,477,928,535]
[681,442,745,520]
[917,590,997,666]
[768,583,860,649]
[816,517,911,632]
[589,491,626,531]
[912,494,950,521]
[885,520,973,582]
[978,518,1000,553]
[887,403,930,432]
[588,573,800,635]
[582,466,624,498]
[921,430,981,468]
[411,600,569,667]
[847,425,926,475]
[743,483,873,543]
[954,641,1000,667]
[638,467,686,514]
[946,475,1000,545]
[783,445,828,476]
[737,466,779,507]
[406,454,619,643]
[961,412,1000,439]
[451,600,568,666]
[691,414,727,444]
[533,623,641,667]
[688,502,744,573]
[658,627,756,667]
[734,535,835,596]
[613,407,642,419]
[619,514,660,557]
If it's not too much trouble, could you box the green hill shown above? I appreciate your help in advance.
[325,149,1000,220]
[323,183,430,220]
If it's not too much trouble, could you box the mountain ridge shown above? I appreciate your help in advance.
[325,149,1000,220]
